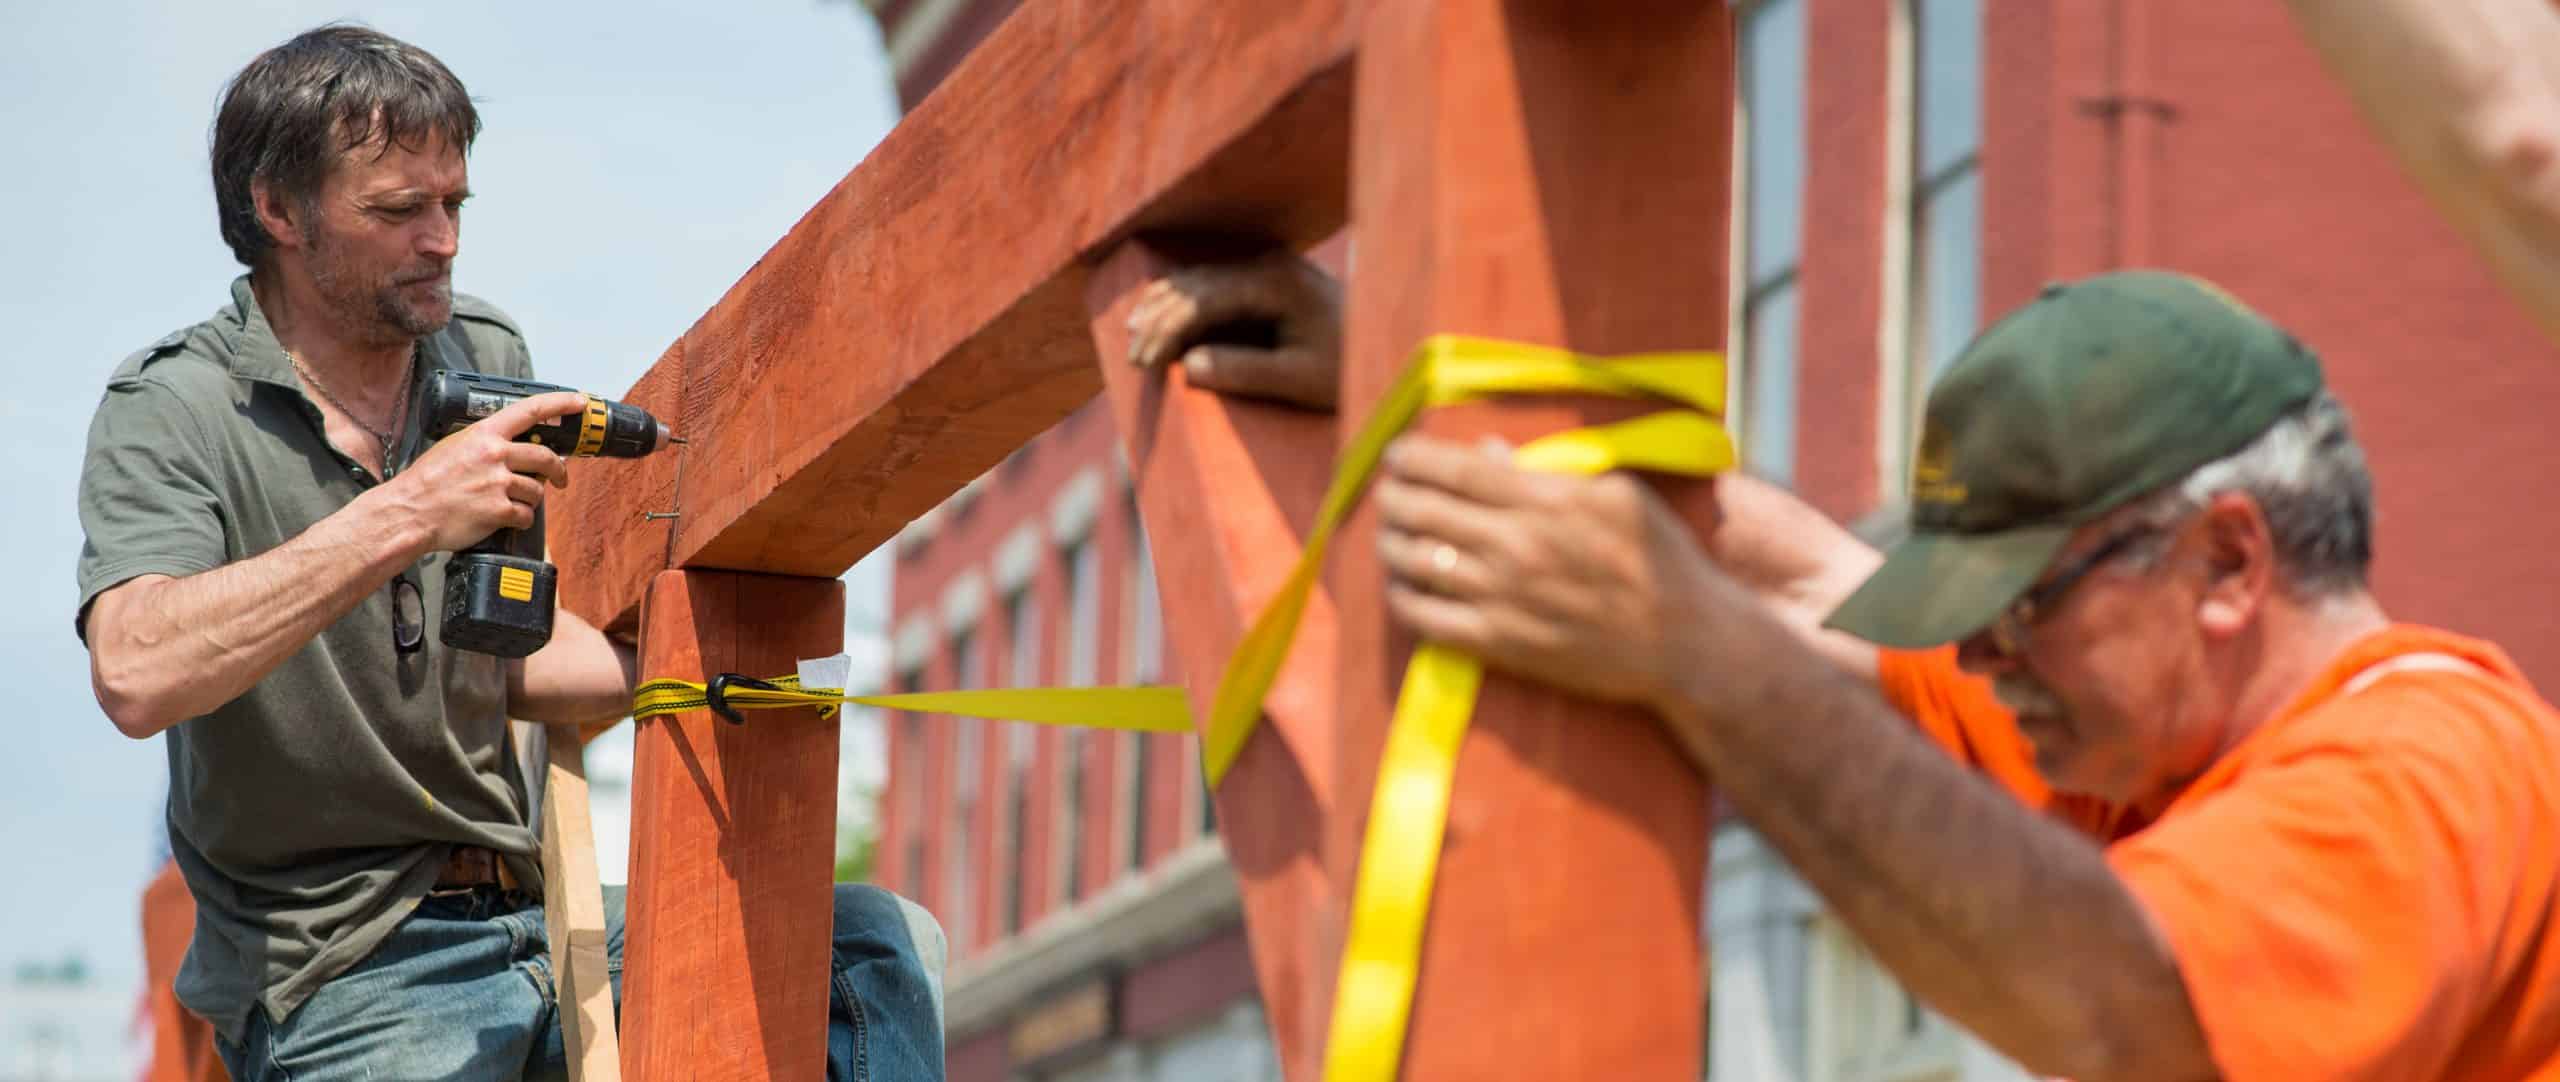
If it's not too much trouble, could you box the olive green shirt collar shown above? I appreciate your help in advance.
[214,274,454,409]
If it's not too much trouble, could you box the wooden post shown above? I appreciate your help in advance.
[1087,239,1344,1081]
[621,570,846,1080]
[1330,2,1733,1077]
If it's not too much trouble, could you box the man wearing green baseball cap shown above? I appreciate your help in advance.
[1129,263,2560,1080]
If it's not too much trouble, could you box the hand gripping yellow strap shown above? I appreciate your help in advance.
[631,673,1190,732]
[1201,334,1730,786]
[1320,407,1733,1082]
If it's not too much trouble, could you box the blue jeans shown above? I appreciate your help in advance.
[215,883,946,1081]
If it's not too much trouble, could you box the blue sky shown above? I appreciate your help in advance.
[0,2,902,1073]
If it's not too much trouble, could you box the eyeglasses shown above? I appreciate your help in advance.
[392,572,425,655]
[1983,524,2164,658]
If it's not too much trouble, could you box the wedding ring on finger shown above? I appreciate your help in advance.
[1427,543,1464,592]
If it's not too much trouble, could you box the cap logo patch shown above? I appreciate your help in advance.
[1912,425,1967,507]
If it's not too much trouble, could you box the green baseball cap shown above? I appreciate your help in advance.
[1825,270,2325,649]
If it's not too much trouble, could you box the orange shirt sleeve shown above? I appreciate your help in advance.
[1874,645,2124,837]
[2105,678,2527,1082]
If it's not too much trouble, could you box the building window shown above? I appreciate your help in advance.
[1057,538,1100,905]
[1894,0,1984,494]
[1735,0,1806,488]
[946,627,982,959]
[896,669,926,901]
[1000,589,1039,937]
[1122,499,1161,872]
[906,675,936,900]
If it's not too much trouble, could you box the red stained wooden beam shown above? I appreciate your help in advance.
[552,2,1360,634]
[1328,2,1733,1077]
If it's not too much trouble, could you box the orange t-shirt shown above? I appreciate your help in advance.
[1878,624,2560,1081]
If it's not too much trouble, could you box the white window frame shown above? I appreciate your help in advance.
[998,587,1040,937]
[1055,528,1102,907]
[1881,0,1986,502]
[1732,0,1808,490]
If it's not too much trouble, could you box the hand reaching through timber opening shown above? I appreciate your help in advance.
[1124,249,1344,409]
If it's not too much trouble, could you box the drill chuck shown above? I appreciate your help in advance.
[417,369,669,459]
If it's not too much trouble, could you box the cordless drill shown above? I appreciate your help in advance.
[409,369,673,658]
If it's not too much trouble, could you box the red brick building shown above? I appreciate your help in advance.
[867,3,2560,1080]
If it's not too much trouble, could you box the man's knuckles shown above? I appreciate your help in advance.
[1582,473,1652,521]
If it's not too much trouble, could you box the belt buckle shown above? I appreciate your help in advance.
[430,845,502,897]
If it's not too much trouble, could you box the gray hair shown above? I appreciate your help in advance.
[210,23,480,269]
[2119,390,2374,597]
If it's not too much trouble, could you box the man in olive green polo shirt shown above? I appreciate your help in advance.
[79,24,945,1082]
[1130,263,2560,1079]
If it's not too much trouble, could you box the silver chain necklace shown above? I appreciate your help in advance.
[289,350,413,469]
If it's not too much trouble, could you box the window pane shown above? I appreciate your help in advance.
[1000,593,1037,937]
[1917,168,1982,385]
[1009,590,1041,691]
[954,627,981,692]
[1915,0,1983,177]
[947,623,978,957]
[1192,762,1213,838]
[1129,510,1162,684]
[1060,728,1084,903]
[1744,282,1800,487]
[1124,734,1150,873]
[1067,541,1099,687]
[1002,773,1027,934]
[1743,0,1807,281]
[1194,749,1216,838]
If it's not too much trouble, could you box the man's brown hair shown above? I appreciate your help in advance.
[210,23,479,269]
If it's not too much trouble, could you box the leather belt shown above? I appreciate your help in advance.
[434,845,521,892]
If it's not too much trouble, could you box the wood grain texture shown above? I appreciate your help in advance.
[541,727,623,1082]
[1088,239,1341,1082]
[552,1,1363,635]
[622,571,845,1081]
[1329,2,1733,1077]
[551,357,686,638]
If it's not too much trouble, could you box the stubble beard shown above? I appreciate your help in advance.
[304,224,451,346]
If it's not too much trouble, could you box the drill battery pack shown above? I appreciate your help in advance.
[442,552,558,658]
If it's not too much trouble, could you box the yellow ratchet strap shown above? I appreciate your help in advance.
[630,673,1189,732]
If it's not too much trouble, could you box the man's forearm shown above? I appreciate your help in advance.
[2286,0,2560,342]
[1655,603,2211,1081]
[509,605,638,730]
[89,491,430,737]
